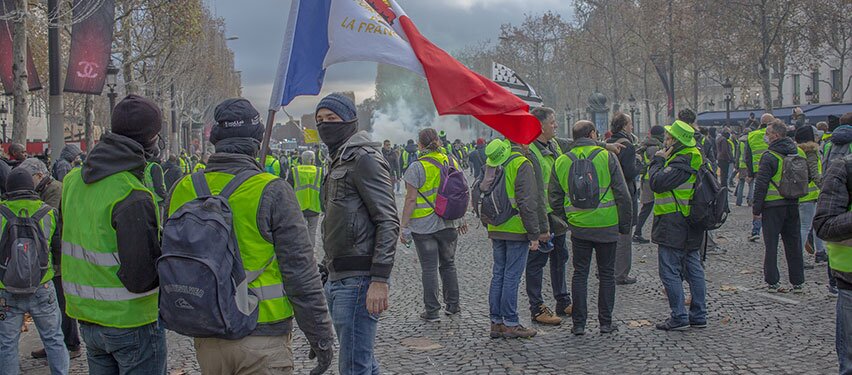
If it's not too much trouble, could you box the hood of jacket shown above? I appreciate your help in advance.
[798,141,819,154]
[81,133,147,184]
[642,136,663,148]
[60,144,83,162]
[832,125,852,146]
[768,137,798,156]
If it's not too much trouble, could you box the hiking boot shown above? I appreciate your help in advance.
[503,324,537,339]
[632,235,650,244]
[600,324,618,334]
[767,284,781,293]
[31,348,47,359]
[419,312,440,323]
[815,252,829,264]
[571,325,585,336]
[792,284,804,294]
[555,304,573,317]
[616,277,637,285]
[490,323,505,338]
[656,318,689,331]
[532,305,562,325]
[748,234,760,242]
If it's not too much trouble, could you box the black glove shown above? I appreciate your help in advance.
[308,339,333,375]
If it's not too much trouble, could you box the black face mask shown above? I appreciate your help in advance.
[317,120,358,153]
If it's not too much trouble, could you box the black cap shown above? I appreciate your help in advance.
[795,125,815,144]
[210,98,264,145]
[6,168,34,192]
[111,95,163,148]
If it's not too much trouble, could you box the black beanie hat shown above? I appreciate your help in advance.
[795,125,815,144]
[210,98,264,145]
[111,95,163,148]
[650,125,665,136]
[6,168,34,192]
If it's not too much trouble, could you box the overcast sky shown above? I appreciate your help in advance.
[206,0,572,121]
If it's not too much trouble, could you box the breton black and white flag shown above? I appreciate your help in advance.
[491,62,543,108]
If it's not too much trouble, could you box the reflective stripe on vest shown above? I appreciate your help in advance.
[828,203,852,273]
[653,147,703,217]
[293,165,323,213]
[412,152,457,219]
[554,145,618,228]
[747,129,768,172]
[0,199,57,289]
[800,147,821,202]
[61,169,159,328]
[168,172,294,324]
[738,141,747,169]
[765,148,807,202]
[487,152,531,234]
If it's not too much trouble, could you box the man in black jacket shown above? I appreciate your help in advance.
[753,121,805,292]
[607,113,639,285]
[316,93,398,374]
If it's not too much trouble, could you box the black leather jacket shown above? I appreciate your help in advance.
[321,131,399,283]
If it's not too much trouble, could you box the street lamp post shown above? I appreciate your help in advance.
[106,60,120,115]
[804,86,814,104]
[0,98,7,143]
[564,104,571,136]
[722,78,733,127]
[628,93,637,134]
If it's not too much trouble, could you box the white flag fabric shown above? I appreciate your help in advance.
[491,62,543,108]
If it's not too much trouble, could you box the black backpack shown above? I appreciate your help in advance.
[475,154,521,226]
[0,205,52,294]
[566,149,609,210]
[769,151,809,199]
[682,162,729,230]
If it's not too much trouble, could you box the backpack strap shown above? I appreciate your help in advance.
[220,171,262,200]
[0,205,17,223]
[31,205,53,222]
[191,172,212,198]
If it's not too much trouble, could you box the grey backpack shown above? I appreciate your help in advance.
[770,151,809,199]
[566,149,609,210]
[157,171,270,339]
[0,205,52,294]
[476,154,521,226]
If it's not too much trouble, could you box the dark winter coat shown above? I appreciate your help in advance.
[648,144,706,251]
[753,137,800,215]
[814,154,852,289]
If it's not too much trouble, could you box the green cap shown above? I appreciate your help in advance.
[485,139,511,167]
[664,120,696,147]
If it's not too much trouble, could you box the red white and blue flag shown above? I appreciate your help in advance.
[269,0,541,144]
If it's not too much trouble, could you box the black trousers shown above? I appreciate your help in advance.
[571,237,616,327]
[719,162,731,188]
[761,205,804,286]
[634,202,654,237]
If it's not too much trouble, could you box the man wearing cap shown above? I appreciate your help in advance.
[315,93,398,374]
[288,150,324,250]
[167,98,334,374]
[484,138,541,339]
[648,120,707,331]
[752,121,806,293]
[550,121,632,335]
[61,94,167,373]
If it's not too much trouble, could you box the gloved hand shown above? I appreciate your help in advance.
[308,339,333,375]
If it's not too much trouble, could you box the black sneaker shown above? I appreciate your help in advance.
[419,312,440,322]
[632,235,650,244]
[616,277,637,285]
[689,321,707,329]
[600,324,618,334]
[656,318,689,331]
[444,305,461,316]
[571,325,585,336]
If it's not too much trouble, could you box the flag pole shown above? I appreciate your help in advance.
[259,109,277,165]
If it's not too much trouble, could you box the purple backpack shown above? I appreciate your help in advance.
[418,156,470,220]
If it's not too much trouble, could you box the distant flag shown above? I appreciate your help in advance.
[269,0,541,144]
[491,62,543,108]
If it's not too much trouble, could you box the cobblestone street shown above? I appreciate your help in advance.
[18,195,839,374]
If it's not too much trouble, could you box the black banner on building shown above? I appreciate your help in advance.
[64,0,115,95]
[0,0,44,94]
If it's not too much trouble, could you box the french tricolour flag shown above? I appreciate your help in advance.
[269,0,542,144]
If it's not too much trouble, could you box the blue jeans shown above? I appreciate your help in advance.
[80,321,166,375]
[838,288,852,375]
[658,246,707,325]
[798,201,826,255]
[526,234,571,313]
[489,239,530,327]
[326,276,379,375]
[735,177,754,206]
[0,282,68,375]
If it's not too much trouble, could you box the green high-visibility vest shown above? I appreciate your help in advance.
[193,162,206,173]
[529,141,563,213]
[143,162,164,204]
[401,150,418,170]
[61,169,159,328]
[747,128,768,172]
[653,147,703,217]
[738,141,747,169]
[553,145,617,228]
[765,148,807,202]
[0,199,57,289]
[411,152,458,219]
[828,204,852,274]
[800,147,821,203]
[257,155,281,177]
[168,172,294,324]
[487,152,530,234]
[292,165,323,214]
